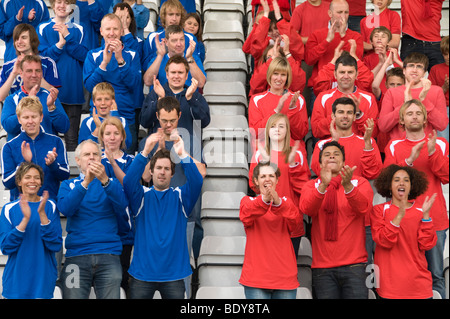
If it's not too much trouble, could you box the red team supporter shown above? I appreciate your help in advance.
[372,165,438,299]
[299,141,373,299]
[359,0,401,51]
[239,162,301,299]
[290,0,331,43]
[304,0,364,88]
[311,55,379,140]
[379,52,448,141]
[248,57,308,147]
[383,99,449,298]
[249,113,310,238]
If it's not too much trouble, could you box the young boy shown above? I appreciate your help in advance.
[78,82,132,149]
[359,0,401,52]
[37,0,89,151]
[0,23,61,101]
[429,36,449,141]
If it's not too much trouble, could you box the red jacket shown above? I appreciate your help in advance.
[239,195,300,290]
[246,16,304,63]
[305,26,364,87]
[313,60,374,97]
[379,85,448,140]
[249,90,309,146]
[249,149,310,237]
[311,86,379,140]
[371,202,437,299]
[249,55,306,96]
[299,175,373,268]
[384,135,449,231]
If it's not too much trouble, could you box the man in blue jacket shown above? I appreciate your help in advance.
[1,55,70,141]
[1,96,70,202]
[123,129,203,299]
[57,139,130,299]
[83,13,142,154]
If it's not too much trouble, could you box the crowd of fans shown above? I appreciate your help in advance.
[0,0,448,300]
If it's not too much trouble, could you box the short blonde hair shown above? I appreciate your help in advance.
[92,82,115,101]
[98,116,127,150]
[266,57,292,89]
[16,96,43,117]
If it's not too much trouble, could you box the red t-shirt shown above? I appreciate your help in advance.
[428,63,449,106]
[401,0,444,42]
[384,135,449,231]
[347,0,367,16]
[371,202,437,299]
[290,0,331,38]
[379,85,448,140]
[299,175,373,268]
[311,87,379,139]
[239,195,300,289]
[360,8,401,45]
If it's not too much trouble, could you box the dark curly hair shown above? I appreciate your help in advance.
[374,164,429,200]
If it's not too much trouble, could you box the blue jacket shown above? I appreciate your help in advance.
[0,198,62,299]
[140,82,210,160]
[101,152,134,246]
[57,174,130,257]
[78,111,132,149]
[1,127,70,201]
[74,0,104,50]
[123,152,203,282]
[0,55,61,96]
[83,45,141,124]
[37,19,88,104]
[0,0,50,63]
[1,87,70,140]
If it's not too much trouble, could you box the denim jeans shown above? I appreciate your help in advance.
[243,286,297,299]
[312,263,369,299]
[425,228,448,299]
[60,254,122,299]
[128,276,185,299]
[400,34,445,72]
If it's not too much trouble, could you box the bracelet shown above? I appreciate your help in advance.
[422,217,432,222]
[285,53,292,58]
[102,179,111,188]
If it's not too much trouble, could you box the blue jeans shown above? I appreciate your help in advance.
[312,263,369,299]
[425,228,448,299]
[128,276,185,299]
[60,254,122,299]
[243,286,297,299]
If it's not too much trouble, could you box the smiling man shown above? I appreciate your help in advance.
[383,99,449,299]
[299,140,373,299]
[83,13,142,153]
[143,24,206,88]
[311,54,378,140]
[1,96,69,201]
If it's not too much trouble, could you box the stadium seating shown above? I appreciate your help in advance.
[202,81,248,116]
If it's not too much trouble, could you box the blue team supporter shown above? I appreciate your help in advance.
[124,132,203,299]
[0,0,50,63]
[0,162,62,299]
[1,55,69,141]
[1,96,70,202]
[57,139,130,299]
[0,23,61,102]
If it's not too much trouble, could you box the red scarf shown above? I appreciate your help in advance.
[323,175,341,241]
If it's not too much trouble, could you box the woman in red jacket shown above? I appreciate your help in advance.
[372,164,438,299]
[248,57,308,153]
[239,161,301,299]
